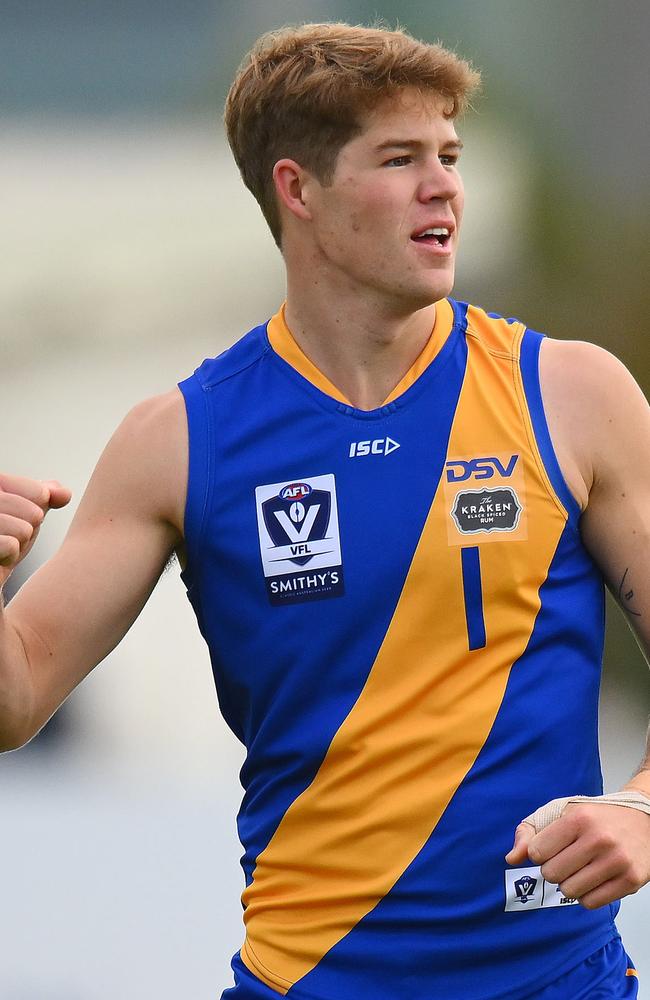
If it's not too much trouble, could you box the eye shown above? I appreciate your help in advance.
[384,155,412,167]
[439,153,460,167]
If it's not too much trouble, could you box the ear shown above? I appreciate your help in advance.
[272,158,314,223]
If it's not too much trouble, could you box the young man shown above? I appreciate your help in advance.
[1,22,649,1000]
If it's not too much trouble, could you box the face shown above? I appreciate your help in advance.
[302,88,465,311]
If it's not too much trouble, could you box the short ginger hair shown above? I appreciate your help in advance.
[224,22,481,248]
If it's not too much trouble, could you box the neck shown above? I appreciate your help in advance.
[284,274,439,411]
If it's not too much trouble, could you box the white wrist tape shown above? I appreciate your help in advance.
[523,790,650,834]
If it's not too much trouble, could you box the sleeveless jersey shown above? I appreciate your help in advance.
[178,299,619,1000]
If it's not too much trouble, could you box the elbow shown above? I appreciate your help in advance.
[0,730,31,753]
[0,713,36,753]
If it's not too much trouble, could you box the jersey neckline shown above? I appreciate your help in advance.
[265,298,460,417]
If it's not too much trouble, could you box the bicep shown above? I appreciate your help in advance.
[578,355,650,662]
[6,391,187,737]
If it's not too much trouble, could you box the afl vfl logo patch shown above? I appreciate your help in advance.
[504,866,578,911]
[255,474,344,606]
[452,487,522,534]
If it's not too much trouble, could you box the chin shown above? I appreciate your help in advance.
[407,278,455,310]
[371,266,455,312]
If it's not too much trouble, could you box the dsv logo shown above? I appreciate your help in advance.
[446,454,519,483]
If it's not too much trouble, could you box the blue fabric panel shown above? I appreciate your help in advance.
[531,936,638,999]
[519,329,582,526]
[461,545,487,650]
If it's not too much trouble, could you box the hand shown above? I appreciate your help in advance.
[0,473,72,587]
[505,800,650,909]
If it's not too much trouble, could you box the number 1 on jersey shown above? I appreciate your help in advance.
[461,547,487,650]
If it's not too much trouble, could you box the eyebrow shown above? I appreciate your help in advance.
[374,138,464,153]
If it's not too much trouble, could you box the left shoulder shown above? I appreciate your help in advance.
[539,337,650,505]
[539,337,647,430]
[539,337,638,396]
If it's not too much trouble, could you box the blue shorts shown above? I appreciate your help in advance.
[221,937,638,999]
[526,937,638,999]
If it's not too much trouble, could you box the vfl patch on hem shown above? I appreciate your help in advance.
[504,866,579,911]
[255,474,344,606]
[452,487,522,535]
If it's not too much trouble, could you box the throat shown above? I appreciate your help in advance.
[272,299,445,409]
[338,376,400,412]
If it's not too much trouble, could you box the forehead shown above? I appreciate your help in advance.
[356,88,459,145]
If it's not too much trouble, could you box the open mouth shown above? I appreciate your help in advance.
[411,227,452,248]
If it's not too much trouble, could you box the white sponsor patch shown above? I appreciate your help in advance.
[255,473,344,605]
[504,866,579,911]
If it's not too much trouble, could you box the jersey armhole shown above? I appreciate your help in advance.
[518,328,582,529]
[177,372,212,590]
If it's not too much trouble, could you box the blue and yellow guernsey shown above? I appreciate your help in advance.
[179,299,619,1000]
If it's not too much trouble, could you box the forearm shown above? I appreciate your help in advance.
[624,722,650,797]
[0,604,35,752]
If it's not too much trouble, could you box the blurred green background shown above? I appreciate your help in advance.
[1,2,648,997]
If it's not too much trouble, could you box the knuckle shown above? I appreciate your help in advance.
[528,845,542,863]
[622,868,643,892]
[15,520,34,545]
[1,536,21,562]
[611,848,632,872]
[569,804,590,824]
[24,519,35,541]
[594,831,617,852]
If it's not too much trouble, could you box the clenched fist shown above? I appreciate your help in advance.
[506,797,650,909]
[0,473,72,587]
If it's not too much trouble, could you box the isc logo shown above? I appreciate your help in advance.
[446,455,519,483]
[349,437,400,458]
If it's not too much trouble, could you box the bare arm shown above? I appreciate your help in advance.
[572,344,650,797]
[507,338,650,907]
[540,339,650,663]
[578,349,649,659]
[0,389,187,750]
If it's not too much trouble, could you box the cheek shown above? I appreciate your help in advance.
[453,182,465,226]
[345,177,403,228]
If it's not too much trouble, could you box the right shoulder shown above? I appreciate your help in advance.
[185,321,271,390]
[95,388,188,541]
[123,387,187,441]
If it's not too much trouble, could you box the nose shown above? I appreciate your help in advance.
[417,158,461,204]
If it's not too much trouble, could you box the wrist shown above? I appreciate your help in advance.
[622,770,650,799]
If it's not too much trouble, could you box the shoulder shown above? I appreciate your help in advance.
[121,387,187,439]
[539,337,645,429]
[95,388,188,538]
[186,322,270,391]
[539,337,636,396]
[538,338,648,506]
[117,389,187,470]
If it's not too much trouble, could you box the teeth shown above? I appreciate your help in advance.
[417,227,450,237]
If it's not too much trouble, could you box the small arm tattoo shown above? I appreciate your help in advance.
[618,567,642,617]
